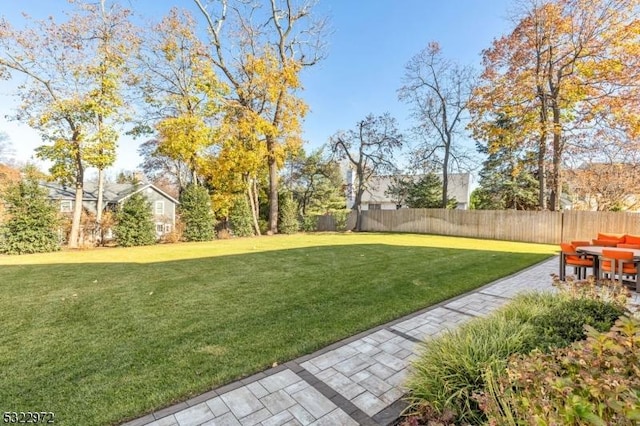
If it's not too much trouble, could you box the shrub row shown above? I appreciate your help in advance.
[403,279,631,425]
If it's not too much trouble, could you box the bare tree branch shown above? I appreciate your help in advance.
[328,113,403,231]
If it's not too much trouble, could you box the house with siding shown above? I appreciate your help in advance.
[345,171,472,211]
[41,181,179,239]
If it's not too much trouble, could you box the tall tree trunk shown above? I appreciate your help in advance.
[352,164,365,231]
[96,168,104,224]
[550,104,562,211]
[353,165,364,232]
[70,184,84,249]
[247,176,261,236]
[537,93,548,210]
[267,135,278,234]
[537,134,547,210]
[509,153,518,210]
[535,39,548,210]
[96,167,105,245]
[253,177,259,221]
[267,89,286,235]
[69,147,84,249]
[442,138,451,208]
[354,181,364,232]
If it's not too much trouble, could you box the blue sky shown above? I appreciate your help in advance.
[0,0,515,174]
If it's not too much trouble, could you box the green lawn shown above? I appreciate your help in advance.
[0,233,555,425]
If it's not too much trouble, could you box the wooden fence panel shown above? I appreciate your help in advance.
[562,211,640,242]
[315,212,358,232]
[316,215,336,232]
[317,209,640,245]
[359,209,562,244]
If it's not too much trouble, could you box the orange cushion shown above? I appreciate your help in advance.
[625,234,640,245]
[597,233,625,243]
[592,239,619,247]
[561,243,581,255]
[617,243,640,249]
[565,256,593,266]
[571,240,591,247]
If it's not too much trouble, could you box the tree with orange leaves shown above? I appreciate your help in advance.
[0,135,21,219]
[470,0,640,211]
[565,131,640,211]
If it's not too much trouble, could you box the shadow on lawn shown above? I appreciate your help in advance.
[0,244,551,426]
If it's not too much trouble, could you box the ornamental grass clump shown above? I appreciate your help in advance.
[552,272,632,309]
[405,312,535,425]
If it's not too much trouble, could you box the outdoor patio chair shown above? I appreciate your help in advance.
[559,243,593,280]
[600,249,638,285]
[571,240,596,263]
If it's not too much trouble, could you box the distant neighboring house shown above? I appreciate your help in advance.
[564,163,640,211]
[42,181,179,239]
[345,171,472,211]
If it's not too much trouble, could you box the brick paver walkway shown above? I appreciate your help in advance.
[122,256,639,426]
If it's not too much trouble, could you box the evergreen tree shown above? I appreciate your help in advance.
[386,173,457,209]
[474,116,539,210]
[278,191,299,234]
[113,192,156,247]
[179,184,216,241]
[229,195,254,237]
[285,149,346,216]
[406,174,452,208]
[0,175,60,254]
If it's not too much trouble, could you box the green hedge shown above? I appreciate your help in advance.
[114,192,156,247]
[0,177,60,255]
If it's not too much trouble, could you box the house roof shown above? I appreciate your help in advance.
[42,181,179,205]
[41,182,85,200]
[110,183,180,205]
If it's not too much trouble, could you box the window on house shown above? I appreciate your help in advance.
[156,224,164,233]
[155,201,164,215]
[368,203,381,210]
[164,224,172,233]
[60,200,72,212]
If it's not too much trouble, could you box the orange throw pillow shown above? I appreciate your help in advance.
[592,239,619,247]
[597,232,625,243]
[624,234,640,245]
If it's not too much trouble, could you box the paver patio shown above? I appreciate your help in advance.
[122,256,640,426]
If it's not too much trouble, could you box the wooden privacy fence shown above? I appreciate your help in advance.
[316,215,338,232]
[316,209,640,245]
[561,211,640,243]
[316,213,357,232]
